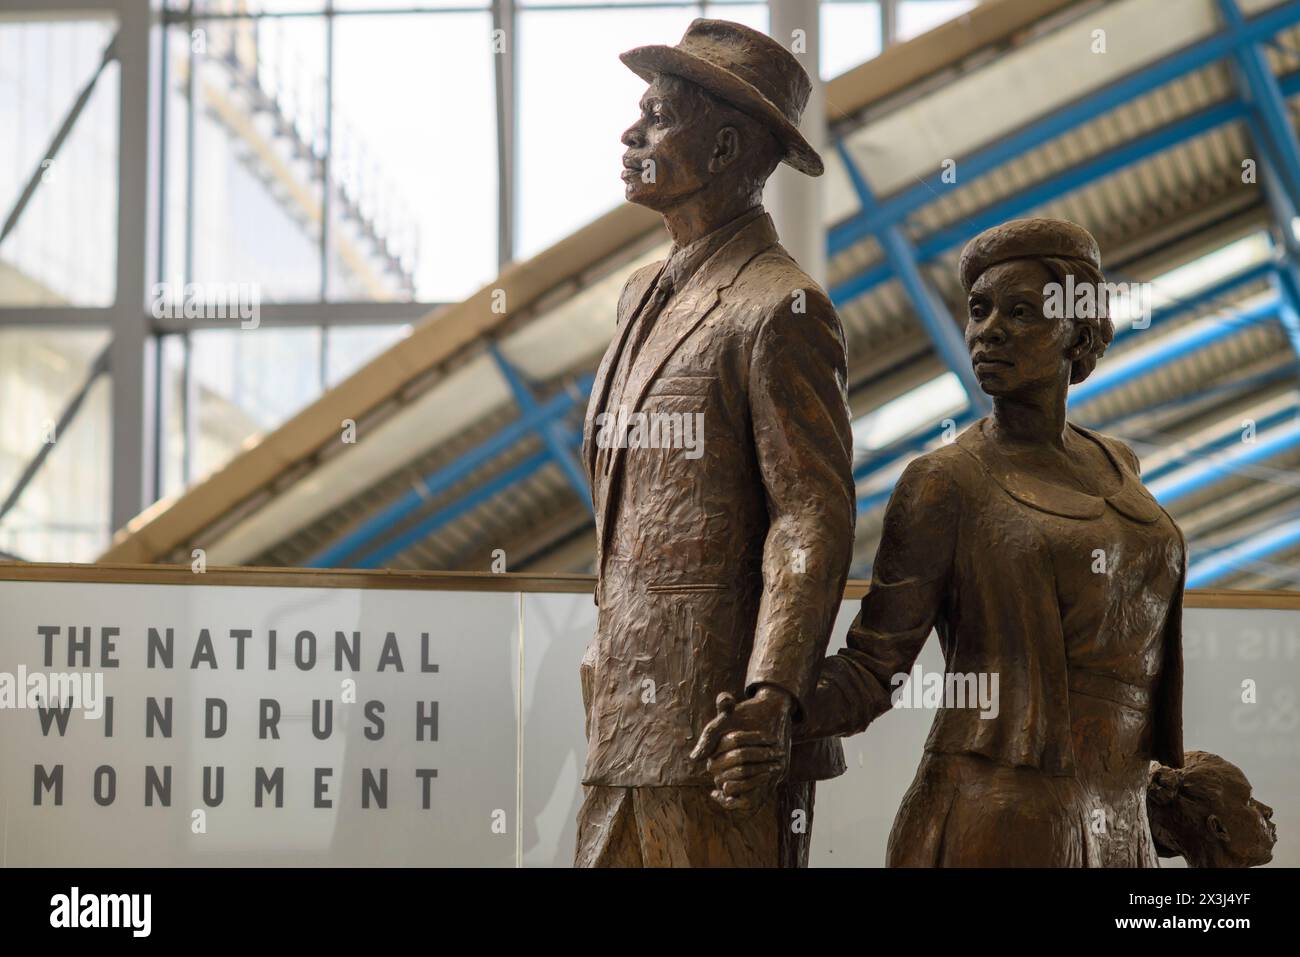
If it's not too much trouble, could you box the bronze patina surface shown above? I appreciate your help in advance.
[702,217,1199,867]
[1148,751,1277,867]
[574,19,855,868]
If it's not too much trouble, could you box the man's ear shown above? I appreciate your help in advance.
[709,126,741,174]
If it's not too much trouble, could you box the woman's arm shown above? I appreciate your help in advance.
[702,451,962,800]
[796,452,960,741]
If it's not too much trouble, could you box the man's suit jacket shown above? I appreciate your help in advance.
[579,211,856,787]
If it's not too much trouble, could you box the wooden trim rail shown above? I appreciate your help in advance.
[4,562,1299,610]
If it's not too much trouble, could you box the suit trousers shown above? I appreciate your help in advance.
[574,780,816,868]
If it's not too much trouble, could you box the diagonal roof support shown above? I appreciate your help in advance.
[835,141,989,414]
[828,0,1300,259]
[0,345,110,527]
[1188,511,1300,586]
[0,30,118,246]
[305,373,593,568]
[489,344,592,512]
[1220,0,1300,207]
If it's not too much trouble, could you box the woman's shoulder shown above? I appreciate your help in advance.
[1069,424,1143,475]
[896,439,981,501]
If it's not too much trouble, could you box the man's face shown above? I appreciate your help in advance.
[620,76,715,210]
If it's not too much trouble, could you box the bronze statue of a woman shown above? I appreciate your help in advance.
[700,217,1188,866]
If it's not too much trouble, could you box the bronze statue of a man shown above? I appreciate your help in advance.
[575,19,855,867]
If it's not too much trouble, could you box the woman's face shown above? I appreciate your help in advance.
[964,259,1080,397]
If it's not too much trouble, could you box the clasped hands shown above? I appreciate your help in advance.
[689,684,794,811]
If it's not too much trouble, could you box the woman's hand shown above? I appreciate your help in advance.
[690,686,793,811]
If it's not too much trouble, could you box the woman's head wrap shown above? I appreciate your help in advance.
[958,218,1101,293]
[958,218,1111,384]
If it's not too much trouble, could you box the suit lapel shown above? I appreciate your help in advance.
[597,214,779,568]
[583,263,664,479]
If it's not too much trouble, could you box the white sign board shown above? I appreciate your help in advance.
[0,581,519,866]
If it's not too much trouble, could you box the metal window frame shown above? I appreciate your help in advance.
[0,0,776,550]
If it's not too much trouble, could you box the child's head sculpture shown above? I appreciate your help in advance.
[1148,751,1276,867]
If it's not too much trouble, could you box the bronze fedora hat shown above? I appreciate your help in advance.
[620,18,824,177]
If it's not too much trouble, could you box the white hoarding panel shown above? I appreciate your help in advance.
[520,592,593,867]
[0,582,519,866]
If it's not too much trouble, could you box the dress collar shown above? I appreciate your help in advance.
[956,419,1163,524]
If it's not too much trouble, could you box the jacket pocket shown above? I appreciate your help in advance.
[645,580,729,594]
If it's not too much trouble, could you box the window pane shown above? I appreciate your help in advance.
[715,5,769,34]
[0,17,119,307]
[175,16,327,301]
[0,328,111,562]
[191,328,323,480]
[335,1,490,9]
[217,1,328,13]
[160,27,190,293]
[897,0,978,42]
[520,1,698,6]
[325,323,411,387]
[822,1,882,79]
[517,5,701,259]
[330,12,497,302]
[208,1,491,10]
[157,332,189,501]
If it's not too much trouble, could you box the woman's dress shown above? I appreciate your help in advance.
[807,420,1186,866]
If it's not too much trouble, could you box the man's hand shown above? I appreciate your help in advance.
[690,685,794,811]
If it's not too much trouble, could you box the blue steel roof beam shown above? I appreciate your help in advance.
[1268,262,1300,358]
[914,101,1253,266]
[1187,511,1300,586]
[1220,0,1300,213]
[1130,401,1300,484]
[852,297,1283,514]
[489,344,593,513]
[830,86,1296,310]
[1146,416,1300,506]
[827,0,1300,259]
[1246,125,1300,365]
[852,269,1279,481]
[355,425,587,570]
[1098,363,1300,460]
[852,406,979,482]
[1068,299,1281,407]
[1221,0,1300,372]
[305,374,592,568]
[1115,261,1276,345]
[851,275,1281,493]
[835,141,989,413]
[353,449,553,570]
